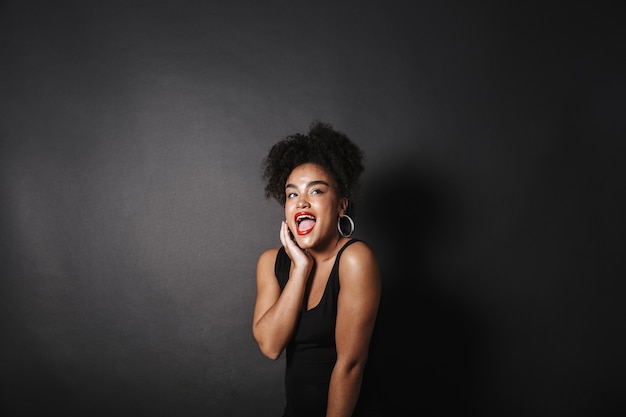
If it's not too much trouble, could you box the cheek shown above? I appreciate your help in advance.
[283,203,296,221]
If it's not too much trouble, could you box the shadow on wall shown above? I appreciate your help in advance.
[358,156,488,416]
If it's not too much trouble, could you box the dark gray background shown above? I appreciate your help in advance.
[1,1,624,416]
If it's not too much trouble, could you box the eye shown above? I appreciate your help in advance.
[287,192,297,199]
[310,188,323,195]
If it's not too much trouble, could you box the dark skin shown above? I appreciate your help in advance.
[252,163,381,417]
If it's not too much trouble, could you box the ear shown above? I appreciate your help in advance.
[338,197,349,216]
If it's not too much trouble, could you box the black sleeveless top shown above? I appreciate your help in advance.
[274,239,386,417]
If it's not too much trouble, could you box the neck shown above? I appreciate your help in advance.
[306,234,349,262]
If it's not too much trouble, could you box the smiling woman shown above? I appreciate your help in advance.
[252,121,388,417]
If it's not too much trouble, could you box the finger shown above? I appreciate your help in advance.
[281,221,295,249]
[279,221,287,247]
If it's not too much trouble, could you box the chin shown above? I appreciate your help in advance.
[295,234,314,248]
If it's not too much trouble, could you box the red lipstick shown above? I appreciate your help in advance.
[294,211,316,235]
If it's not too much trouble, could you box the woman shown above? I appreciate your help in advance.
[252,121,386,417]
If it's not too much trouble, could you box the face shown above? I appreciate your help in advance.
[284,163,347,249]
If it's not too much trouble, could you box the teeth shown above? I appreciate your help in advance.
[296,214,315,224]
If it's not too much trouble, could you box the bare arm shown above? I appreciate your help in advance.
[326,241,381,417]
[252,221,313,360]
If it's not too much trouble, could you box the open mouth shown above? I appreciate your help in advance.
[295,212,316,235]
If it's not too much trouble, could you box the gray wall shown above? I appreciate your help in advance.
[1,1,624,416]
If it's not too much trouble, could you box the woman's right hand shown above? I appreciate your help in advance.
[279,221,313,272]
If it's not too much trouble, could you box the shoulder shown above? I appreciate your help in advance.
[257,247,281,268]
[338,240,380,279]
[340,239,377,262]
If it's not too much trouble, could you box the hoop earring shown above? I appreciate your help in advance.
[337,214,355,238]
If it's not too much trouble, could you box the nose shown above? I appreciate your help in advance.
[296,195,309,209]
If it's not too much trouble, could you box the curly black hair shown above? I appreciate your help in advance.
[261,120,364,216]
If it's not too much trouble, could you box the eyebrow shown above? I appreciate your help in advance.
[285,180,330,190]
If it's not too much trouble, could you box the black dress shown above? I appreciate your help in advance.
[274,239,386,417]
